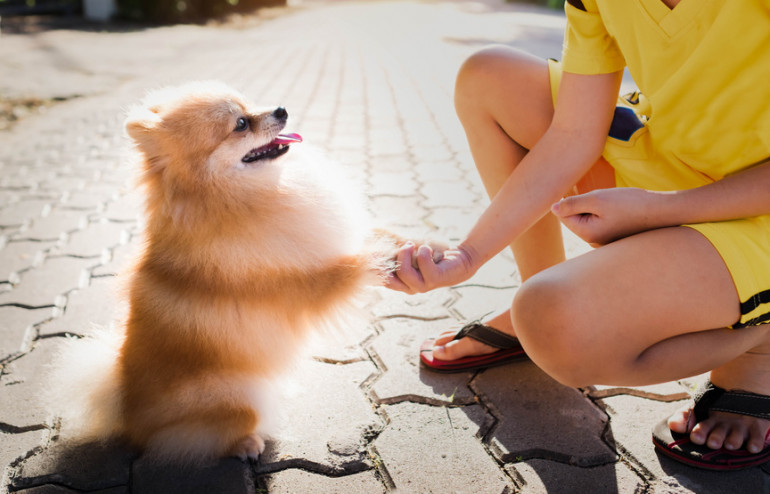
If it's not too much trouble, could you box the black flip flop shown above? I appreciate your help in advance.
[420,322,528,373]
[652,382,770,470]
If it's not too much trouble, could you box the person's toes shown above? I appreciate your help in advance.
[433,331,460,347]
[724,426,746,451]
[689,418,714,446]
[432,339,466,361]
[667,406,692,434]
[746,425,770,454]
[705,424,729,450]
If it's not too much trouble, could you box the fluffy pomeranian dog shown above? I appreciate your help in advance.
[50,81,440,464]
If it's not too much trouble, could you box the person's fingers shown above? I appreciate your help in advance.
[384,271,413,293]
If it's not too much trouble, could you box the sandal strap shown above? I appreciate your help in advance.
[693,381,770,422]
[452,322,520,350]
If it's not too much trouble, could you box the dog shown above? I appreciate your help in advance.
[49,81,443,464]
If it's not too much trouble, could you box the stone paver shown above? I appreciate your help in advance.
[373,402,510,492]
[1,1,767,492]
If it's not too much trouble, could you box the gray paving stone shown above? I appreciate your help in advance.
[0,339,65,428]
[424,206,484,243]
[368,195,427,229]
[449,285,518,323]
[509,458,645,493]
[302,323,375,365]
[1,429,47,489]
[368,317,476,406]
[368,155,416,175]
[410,144,455,163]
[370,286,455,320]
[0,256,94,308]
[51,220,128,259]
[0,200,52,229]
[421,181,477,208]
[90,240,140,279]
[597,394,687,479]
[474,364,616,466]
[132,457,254,494]
[97,192,142,224]
[0,307,51,359]
[597,394,770,492]
[257,359,380,475]
[261,468,385,494]
[373,402,509,493]
[367,171,419,197]
[37,277,123,338]
[13,212,85,243]
[414,160,466,183]
[10,436,135,493]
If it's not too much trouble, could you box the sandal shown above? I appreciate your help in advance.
[419,322,528,373]
[652,381,770,470]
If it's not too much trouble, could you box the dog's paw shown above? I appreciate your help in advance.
[230,433,266,461]
[371,229,448,272]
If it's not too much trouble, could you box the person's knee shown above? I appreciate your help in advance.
[512,274,597,387]
[454,45,528,114]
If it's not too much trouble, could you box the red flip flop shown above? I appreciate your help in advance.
[652,382,770,470]
[419,322,528,373]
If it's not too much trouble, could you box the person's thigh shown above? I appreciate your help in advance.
[512,226,753,385]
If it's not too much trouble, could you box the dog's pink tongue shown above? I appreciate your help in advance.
[274,133,303,145]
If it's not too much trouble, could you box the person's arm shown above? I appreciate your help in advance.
[388,69,623,293]
[552,159,770,246]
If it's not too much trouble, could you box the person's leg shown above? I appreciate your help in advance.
[433,46,602,360]
[511,226,770,452]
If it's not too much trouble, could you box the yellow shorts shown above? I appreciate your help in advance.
[548,59,770,328]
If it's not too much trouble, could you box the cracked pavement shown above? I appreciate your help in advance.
[1,0,769,492]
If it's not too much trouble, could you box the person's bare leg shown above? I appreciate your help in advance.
[432,46,563,361]
[511,226,770,453]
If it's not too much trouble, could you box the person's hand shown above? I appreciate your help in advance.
[551,187,669,246]
[386,243,476,294]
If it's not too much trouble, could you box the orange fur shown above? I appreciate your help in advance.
[96,81,394,463]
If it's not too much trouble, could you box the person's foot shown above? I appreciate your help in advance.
[667,331,770,455]
[667,405,770,454]
[431,311,516,361]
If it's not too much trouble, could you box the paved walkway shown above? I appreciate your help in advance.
[1,1,768,492]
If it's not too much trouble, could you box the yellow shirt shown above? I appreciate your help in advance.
[561,0,770,185]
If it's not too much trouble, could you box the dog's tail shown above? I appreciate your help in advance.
[45,329,125,442]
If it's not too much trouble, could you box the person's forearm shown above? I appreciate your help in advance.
[458,126,602,268]
[653,159,770,227]
[456,69,623,272]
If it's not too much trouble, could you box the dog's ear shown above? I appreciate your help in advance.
[124,105,163,148]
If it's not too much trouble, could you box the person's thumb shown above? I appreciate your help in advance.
[551,195,588,218]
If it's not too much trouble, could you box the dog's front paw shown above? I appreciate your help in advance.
[230,433,266,461]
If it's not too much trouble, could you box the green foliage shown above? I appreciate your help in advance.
[115,0,285,24]
[509,0,565,9]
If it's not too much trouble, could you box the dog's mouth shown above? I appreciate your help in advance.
[241,133,303,163]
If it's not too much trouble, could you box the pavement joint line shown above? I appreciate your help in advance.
[252,456,373,478]
[586,386,691,403]
[468,372,504,444]
[0,303,54,311]
[373,313,451,322]
[0,422,48,435]
[311,355,368,366]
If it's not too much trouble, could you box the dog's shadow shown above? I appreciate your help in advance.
[9,435,255,493]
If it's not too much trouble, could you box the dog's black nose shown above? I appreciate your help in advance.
[272,107,288,120]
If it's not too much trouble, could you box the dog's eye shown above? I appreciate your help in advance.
[234,117,249,132]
